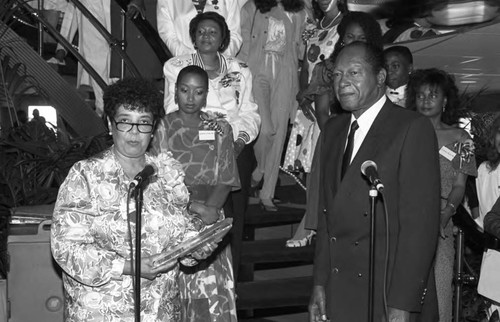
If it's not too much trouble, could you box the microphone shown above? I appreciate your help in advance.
[361,160,384,192]
[130,164,157,189]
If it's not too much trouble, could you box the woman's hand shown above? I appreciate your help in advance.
[190,241,219,261]
[439,205,455,239]
[188,202,220,225]
[124,254,178,280]
[127,0,146,20]
[233,138,245,157]
[300,99,317,123]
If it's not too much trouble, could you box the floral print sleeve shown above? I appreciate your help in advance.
[50,148,195,321]
[51,161,125,286]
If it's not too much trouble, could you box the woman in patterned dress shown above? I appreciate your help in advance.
[50,78,216,321]
[408,68,477,322]
[152,66,240,321]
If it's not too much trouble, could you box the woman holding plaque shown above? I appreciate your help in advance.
[51,78,216,321]
[152,65,240,321]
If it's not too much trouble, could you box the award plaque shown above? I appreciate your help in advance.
[152,218,233,268]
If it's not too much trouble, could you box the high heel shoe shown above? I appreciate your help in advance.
[260,199,278,212]
[286,230,316,247]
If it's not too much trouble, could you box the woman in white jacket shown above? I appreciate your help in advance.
[157,0,242,57]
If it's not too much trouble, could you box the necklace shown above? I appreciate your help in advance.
[320,11,341,30]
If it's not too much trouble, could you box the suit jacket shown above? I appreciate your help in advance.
[313,100,440,321]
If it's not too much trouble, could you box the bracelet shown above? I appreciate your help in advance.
[191,216,204,228]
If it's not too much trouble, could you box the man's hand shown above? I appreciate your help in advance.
[233,138,245,157]
[127,0,146,20]
[309,285,328,322]
[385,307,410,322]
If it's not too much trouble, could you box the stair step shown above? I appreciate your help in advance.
[241,238,315,264]
[245,205,305,227]
[236,276,313,310]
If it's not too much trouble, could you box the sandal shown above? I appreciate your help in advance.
[286,230,316,247]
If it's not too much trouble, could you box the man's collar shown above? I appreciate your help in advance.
[386,84,407,95]
[351,95,386,131]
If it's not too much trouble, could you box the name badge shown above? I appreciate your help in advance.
[199,130,215,141]
[439,146,456,161]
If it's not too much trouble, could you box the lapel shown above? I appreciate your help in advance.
[344,101,394,182]
[324,114,350,196]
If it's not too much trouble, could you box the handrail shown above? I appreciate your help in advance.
[18,2,108,89]
[113,0,172,64]
[66,0,142,78]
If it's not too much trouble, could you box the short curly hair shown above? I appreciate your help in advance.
[330,11,383,61]
[177,65,209,90]
[406,68,460,125]
[383,45,413,65]
[189,11,231,53]
[103,78,165,123]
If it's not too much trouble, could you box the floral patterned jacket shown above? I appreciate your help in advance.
[51,147,194,321]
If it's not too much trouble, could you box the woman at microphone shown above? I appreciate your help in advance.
[51,78,216,321]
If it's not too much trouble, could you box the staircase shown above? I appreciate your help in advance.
[236,183,315,320]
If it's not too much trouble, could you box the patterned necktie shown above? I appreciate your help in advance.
[341,120,359,179]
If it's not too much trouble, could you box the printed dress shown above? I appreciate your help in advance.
[153,111,240,322]
[435,138,477,322]
[51,148,193,322]
[284,16,339,172]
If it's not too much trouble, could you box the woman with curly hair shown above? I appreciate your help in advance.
[238,0,306,211]
[408,68,477,322]
[51,78,217,321]
[157,0,242,56]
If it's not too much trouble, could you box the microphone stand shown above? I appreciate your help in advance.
[133,186,144,322]
[368,185,378,322]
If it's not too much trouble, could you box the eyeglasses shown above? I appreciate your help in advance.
[113,119,154,133]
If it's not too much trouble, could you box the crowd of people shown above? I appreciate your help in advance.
[47,0,500,321]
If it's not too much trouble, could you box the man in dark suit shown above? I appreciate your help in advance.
[309,42,440,321]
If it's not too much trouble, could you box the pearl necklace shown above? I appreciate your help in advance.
[319,11,342,30]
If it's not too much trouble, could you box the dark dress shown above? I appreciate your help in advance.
[152,111,240,321]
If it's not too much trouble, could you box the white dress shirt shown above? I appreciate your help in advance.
[347,95,386,163]
[386,84,407,108]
